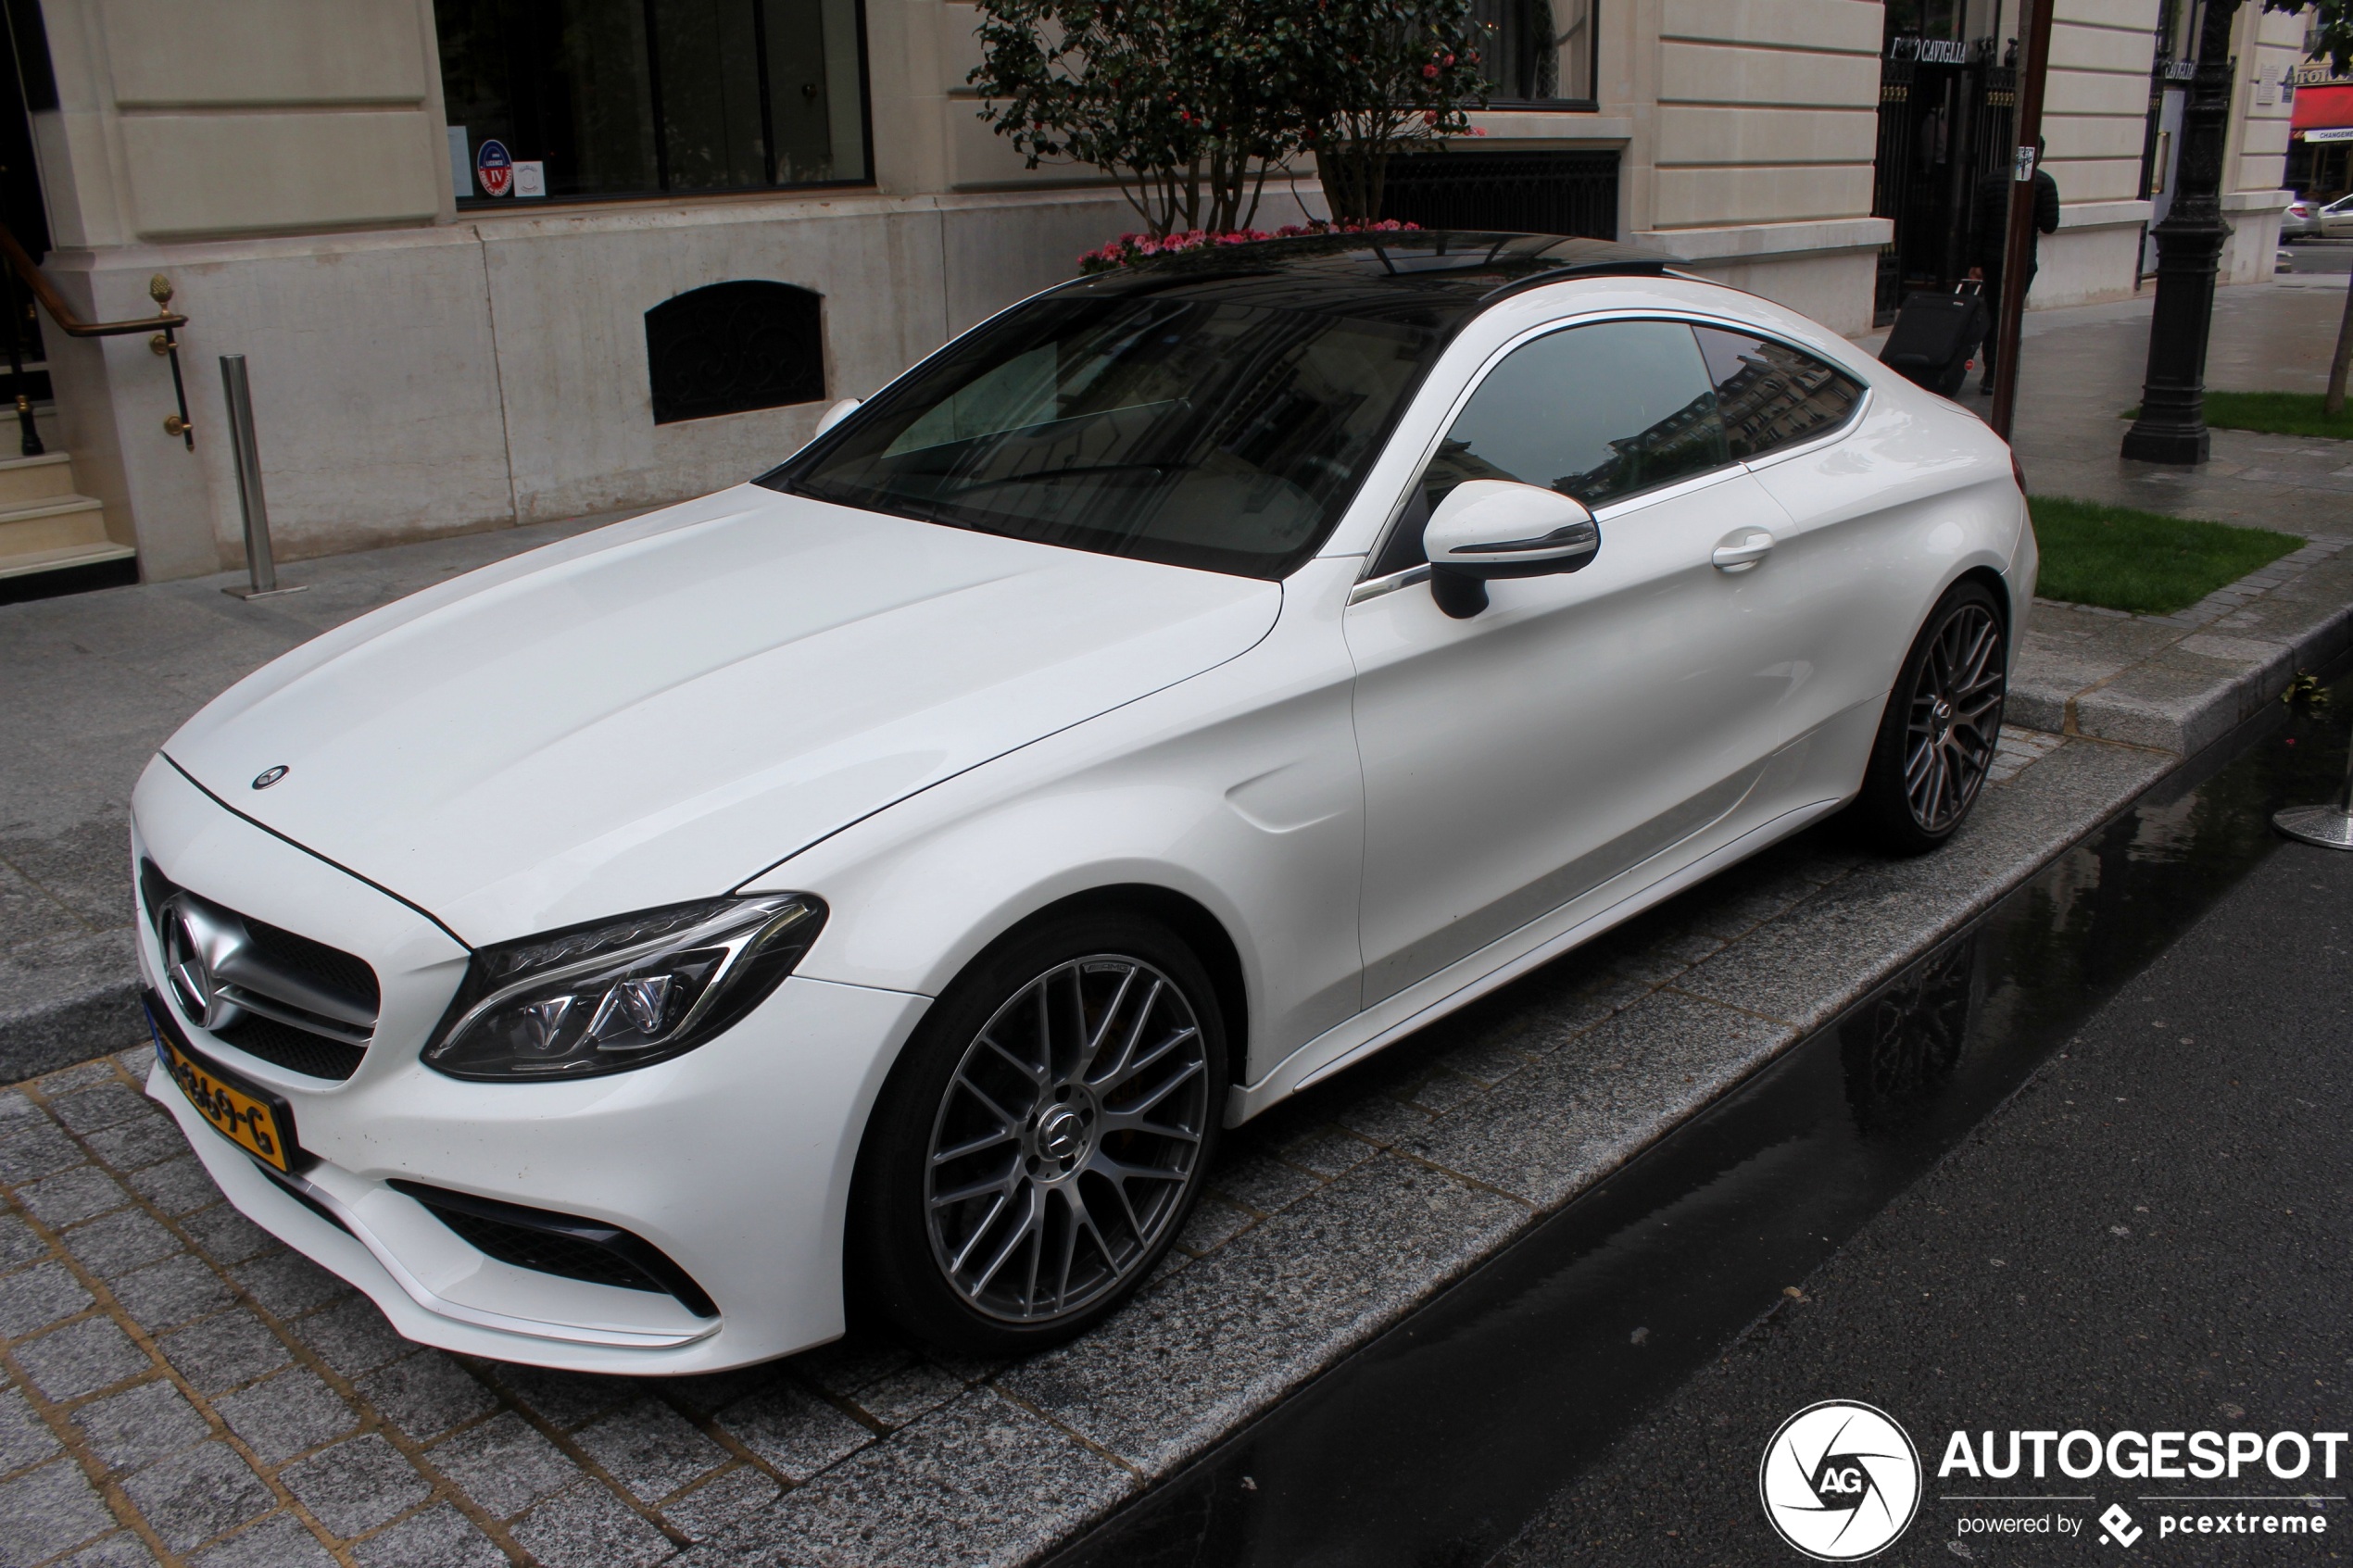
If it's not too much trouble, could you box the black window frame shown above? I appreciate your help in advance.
[438,0,878,211]
[1472,0,1601,111]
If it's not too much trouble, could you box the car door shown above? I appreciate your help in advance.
[1692,324,1885,819]
[1344,318,1812,1006]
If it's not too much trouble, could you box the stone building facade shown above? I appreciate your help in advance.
[0,0,2305,589]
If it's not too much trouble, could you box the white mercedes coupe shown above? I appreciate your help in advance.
[131,233,2032,1372]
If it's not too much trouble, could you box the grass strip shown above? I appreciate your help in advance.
[2029,495,2302,616]
[2118,390,2353,441]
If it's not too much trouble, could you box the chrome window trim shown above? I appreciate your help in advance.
[1347,564,1431,606]
[1737,383,1876,474]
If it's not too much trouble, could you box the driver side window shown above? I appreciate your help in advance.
[1373,320,1731,577]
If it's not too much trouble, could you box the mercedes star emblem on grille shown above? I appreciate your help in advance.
[159,896,240,1033]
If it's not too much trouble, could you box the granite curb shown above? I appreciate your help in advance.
[2010,535,2353,755]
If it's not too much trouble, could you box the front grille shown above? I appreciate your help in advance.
[391,1181,719,1318]
[242,918,379,1011]
[215,1015,367,1082]
[140,859,379,1083]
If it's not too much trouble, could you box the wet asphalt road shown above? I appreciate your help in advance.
[2285,239,2353,274]
[1494,834,2353,1566]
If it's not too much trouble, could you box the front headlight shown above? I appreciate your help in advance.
[423,895,825,1081]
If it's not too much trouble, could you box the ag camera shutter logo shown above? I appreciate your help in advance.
[1759,1400,1923,1561]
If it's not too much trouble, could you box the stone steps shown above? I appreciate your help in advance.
[0,442,130,584]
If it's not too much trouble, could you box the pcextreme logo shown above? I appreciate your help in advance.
[1759,1400,1925,1561]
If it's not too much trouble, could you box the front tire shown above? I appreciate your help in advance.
[1853,581,2007,855]
[850,910,1226,1355]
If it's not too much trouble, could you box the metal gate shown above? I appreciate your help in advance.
[1379,149,1620,239]
[1871,44,2016,324]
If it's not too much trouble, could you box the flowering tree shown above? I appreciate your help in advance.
[970,0,1486,237]
[1294,0,1489,225]
[969,0,1311,235]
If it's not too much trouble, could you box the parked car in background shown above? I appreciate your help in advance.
[129,232,2034,1372]
[2284,198,2322,239]
[2321,194,2353,238]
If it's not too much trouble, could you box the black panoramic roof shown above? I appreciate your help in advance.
[1051,231,1684,324]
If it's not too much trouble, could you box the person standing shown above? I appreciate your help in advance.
[1968,139,2061,395]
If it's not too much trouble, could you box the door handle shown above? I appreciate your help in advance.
[1712,529,1776,572]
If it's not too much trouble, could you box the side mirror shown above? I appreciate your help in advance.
[814,397,862,436]
[1424,480,1601,619]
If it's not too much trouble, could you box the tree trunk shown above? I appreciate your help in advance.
[1324,136,1384,226]
[2330,267,2353,417]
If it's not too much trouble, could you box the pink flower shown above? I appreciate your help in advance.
[1422,62,1439,78]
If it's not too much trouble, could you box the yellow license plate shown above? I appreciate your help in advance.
[145,994,302,1173]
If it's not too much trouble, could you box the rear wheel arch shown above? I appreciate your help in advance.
[1955,563,2015,639]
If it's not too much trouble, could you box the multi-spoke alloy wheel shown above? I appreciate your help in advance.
[1856,581,2008,855]
[855,912,1225,1353]
[1900,598,2005,834]
[925,956,1210,1323]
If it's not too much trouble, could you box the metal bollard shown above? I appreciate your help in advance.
[219,354,305,601]
[2273,718,2353,850]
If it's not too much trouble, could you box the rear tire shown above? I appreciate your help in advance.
[849,909,1226,1356]
[1852,581,2007,856]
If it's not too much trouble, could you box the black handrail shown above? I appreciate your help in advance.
[0,221,194,451]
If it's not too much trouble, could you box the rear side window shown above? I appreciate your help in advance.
[1692,328,1864,461]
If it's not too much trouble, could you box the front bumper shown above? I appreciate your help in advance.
[132,757,928,1373]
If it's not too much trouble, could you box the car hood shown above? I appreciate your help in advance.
[164,485,1281,945]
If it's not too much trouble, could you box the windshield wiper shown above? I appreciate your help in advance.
[938,462,1171,496]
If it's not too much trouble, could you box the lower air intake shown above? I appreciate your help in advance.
[389,1181,717,1318]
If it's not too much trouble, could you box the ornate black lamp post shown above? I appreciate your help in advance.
[2121,0,2245,465]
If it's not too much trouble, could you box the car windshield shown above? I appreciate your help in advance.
[763,291,1450,578]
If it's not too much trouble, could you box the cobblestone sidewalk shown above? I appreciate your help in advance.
[0,1045,1054,1567]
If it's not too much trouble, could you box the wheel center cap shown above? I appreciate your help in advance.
[1037,1105,1088,1160]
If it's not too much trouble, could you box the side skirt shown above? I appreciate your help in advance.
[1223,794,1849,1125]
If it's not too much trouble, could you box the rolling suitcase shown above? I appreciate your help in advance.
[1879,282,1988,398]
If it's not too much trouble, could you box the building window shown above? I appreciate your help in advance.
[435,0,870,206]
[646,281,826,423]
[1472,0,1596,107]
[1379,148,1619,236]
